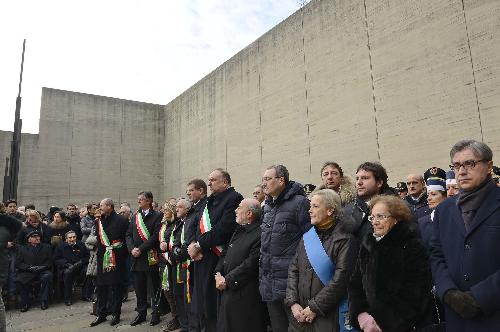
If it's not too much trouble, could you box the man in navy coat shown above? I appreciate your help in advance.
[430,139,500,331]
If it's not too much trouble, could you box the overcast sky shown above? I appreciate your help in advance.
[0,0,304,134]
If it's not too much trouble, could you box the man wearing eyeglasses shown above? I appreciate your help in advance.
[430,139,500,331]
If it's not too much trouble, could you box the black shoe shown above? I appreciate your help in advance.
[20,304,30,313]
[65,300,72,306]
[41,301,48,310]
[90,316,107,327]
[110,315,120,326]
[150,313,160,326]
[130,314,146,326]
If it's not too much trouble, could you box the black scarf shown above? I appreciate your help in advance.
[456,177,496,231]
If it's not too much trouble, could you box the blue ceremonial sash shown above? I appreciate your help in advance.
[303,227,359,332]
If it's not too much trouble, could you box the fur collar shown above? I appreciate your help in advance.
[48,221,69,229]
[313,176,356,206]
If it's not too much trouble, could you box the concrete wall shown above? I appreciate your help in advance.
[164,0,500,198]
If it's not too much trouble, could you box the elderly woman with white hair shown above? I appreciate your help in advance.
[285,189,358,332]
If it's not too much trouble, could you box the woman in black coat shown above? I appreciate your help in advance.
[349,195,433,332]
[214,198,266,332]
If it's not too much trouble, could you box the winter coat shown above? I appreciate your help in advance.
[215,221,266,332]
[430,186,500,331]
[417,211,434,250]
[80,214,95,244]
[126,209,162,271]
[15,242,53,284]
[312,176,356,207]
[66,214,83,240]
[285,221,357,332]
[0,214,22,285]
[191,187,243,318]
[47,221,75,248]
[54,241,90,268]
[96,211,129,285]
[260,181,311,302]
[349,221,433,332]
[85,230,98,277]
[405,192,430,219]
[17,222,51,245]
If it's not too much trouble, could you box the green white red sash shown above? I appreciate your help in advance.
[199,204,224,256]
[136,211,158,266]
[98,219,123,272]
[159,223,170,290]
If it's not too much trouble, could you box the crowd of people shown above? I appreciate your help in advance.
[0,138,500,332]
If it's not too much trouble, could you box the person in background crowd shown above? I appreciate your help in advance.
[0,202,22,330]
[5,199,25,222]
[349,195,433,331]
[90,198,128,327]
[492,165,500,186]
[81,203,97,244]
[303,184,316,196]
[446,170,460,197]
[430,139,500,331]
[17,210,50,245]
[127,191,162,326]
[153,201,160,212]
[394,181,408,199]
[16,230,53,312]
[253,184,266,206]
[54,230,90,305]
[342,162,396,242]
[313,162,356,207]
[79,207,87,219]
[46,206,60,224]
[404,173,429,218]
[118,204,133,301]
[118,205,132,221]
[418,170,447,249]
[83,208,99,302]
[215,198,266,332]
[48,211,72,248]
[259,165,311,332]
[188,169,243,332]
[66,204,83,240]
[168,198,177,206]
[286,189,357,332]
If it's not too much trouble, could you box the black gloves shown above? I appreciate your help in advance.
[444,289,481,319]
[28,266,45,273]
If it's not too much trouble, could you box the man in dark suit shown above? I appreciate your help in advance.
[187,169,243,332]
[90,198,129,327]
[430,139,500,331]
[15,230,53,312]
[126,191,162,326]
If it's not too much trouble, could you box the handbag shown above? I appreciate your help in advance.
[413,287,446,332]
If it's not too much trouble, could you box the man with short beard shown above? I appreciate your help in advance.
[314,161,356,206]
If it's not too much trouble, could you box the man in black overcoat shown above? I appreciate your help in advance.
[187,169,243,332]
[16,230,53,312]
[54,230,90,305]
[126,191,162,326]
[90,198,129,327]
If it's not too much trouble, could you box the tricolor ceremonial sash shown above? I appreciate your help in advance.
[159,223,170,290]
[136,212,158,266]
[303,227,358,332]
[98,219,123,272]
[199,204,224,256]
[180,222,191,303]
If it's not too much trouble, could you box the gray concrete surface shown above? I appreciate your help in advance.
[6,294,177,332]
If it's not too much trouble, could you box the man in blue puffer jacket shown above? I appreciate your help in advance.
[259,164,311,332]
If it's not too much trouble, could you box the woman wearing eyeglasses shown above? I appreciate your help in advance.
[348,195,434,332]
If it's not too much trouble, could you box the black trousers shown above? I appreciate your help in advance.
[61,265,85,301]
[17,271,52,306]
[266,300,290,332]
[134,270,160,316]
[96,284,123,317]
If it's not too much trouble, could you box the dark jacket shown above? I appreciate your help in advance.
[430,186,500,331]
[96,211,129,285]
[0,214,22,284]
[126,209,162,271]
[417,211,434,250]
[405,192,430,219]
[15,242,53,284]
[54,240,90,268]
[285,221,358,332]
[349,221,433,332]
[17,222,51,245]
[66,214,83,240]
[191,187,243,318]
[47,221,79,248]
[215,221,266,332]
[260,181,311,302]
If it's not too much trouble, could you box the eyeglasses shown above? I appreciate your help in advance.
[262,177,280,182]
[368,214,392,222]
[449,159,485,171]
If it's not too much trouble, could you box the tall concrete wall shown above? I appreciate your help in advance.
[164,0,500,198]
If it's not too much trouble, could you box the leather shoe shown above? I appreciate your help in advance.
[90,316,107,327]
[150,313,160,326]
[20,304,30,313]
[41,301,48,310]
[65,300,72,306]
[130,314,146,326]
[110,315,120,326]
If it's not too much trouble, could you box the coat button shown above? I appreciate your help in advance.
[464,274,470,281]
[229,244,233,248]
[465,243,471,250]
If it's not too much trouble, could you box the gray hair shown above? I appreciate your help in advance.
[266,164,289,185]
[247,200,262,221]
[450,139,493,161]
[65,230,77,239]
[101,198,114,209]
[177,198,192,210]
[310,189,342,220]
